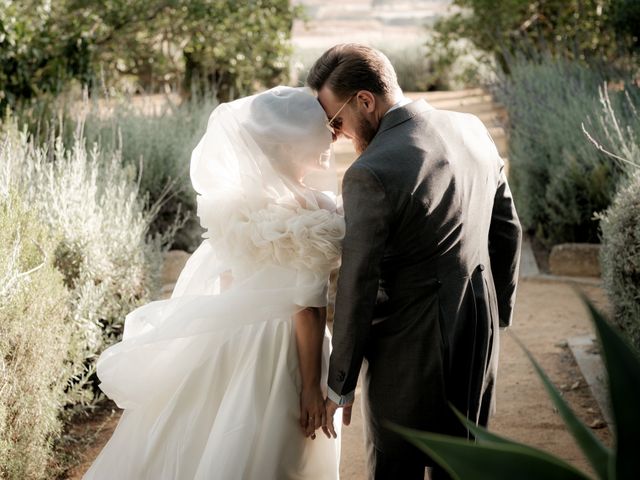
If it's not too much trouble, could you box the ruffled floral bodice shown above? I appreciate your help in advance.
[196,192,345,282]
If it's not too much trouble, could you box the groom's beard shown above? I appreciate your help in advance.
[354,112,377,155]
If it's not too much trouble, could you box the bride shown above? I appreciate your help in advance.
[83,86,344,479]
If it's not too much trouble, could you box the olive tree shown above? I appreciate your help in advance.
[0,0,300,108]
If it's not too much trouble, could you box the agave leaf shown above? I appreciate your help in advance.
[511,331,611,479]
[583,297,640,479]
[450,406,592,476]
[387,423,590,480]
[450,404,590,470]
[450,405,513,445]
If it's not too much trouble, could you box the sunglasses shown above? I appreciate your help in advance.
[325,94,356,135]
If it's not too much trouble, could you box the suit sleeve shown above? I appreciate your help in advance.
[329,164,391,396]
[489,164,522,327]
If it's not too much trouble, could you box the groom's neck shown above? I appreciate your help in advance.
[377,89,404,117]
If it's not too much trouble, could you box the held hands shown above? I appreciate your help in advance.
[323,397,353,440]
[299,386,326,440]
[299,387,353,440]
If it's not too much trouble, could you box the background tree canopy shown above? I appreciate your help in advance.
[429,0,640,72]
[0,0,299,109]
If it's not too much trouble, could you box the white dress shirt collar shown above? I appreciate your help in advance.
[385,97,413,116]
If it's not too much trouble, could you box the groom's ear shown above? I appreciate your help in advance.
[356,91,376,113]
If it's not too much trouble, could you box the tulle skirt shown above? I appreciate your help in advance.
[83,257,341,479]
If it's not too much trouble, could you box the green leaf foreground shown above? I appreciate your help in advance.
[389,297,640,479]
[582,296,640,480]
[386,422,590,480]
[511,332,612,479]
[449,405,586,465]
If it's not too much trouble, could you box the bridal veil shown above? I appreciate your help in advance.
[84,87,343,480]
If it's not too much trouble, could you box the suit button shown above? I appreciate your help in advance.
[337,371,346,382]
[478,264,485,272]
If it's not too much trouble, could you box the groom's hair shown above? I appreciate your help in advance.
[307,44,399,101]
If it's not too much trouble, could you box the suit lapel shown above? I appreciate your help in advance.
[377,99,435,135]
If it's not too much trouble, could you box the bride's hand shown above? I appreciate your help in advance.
[299,386,326,439]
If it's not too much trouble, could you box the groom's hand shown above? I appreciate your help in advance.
[323,398,354,439]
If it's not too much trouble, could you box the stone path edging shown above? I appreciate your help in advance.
[521,229,609,433]
[567,335,613,427]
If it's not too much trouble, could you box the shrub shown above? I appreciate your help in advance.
[0,192,71,479]
[0,1,92,110]
[0,1,299,109]
[600,173,640,351]
[377,42,451,92]
[429,0,640,75]
[0,117,169,413]
[591,86,640,351]
[79,92,217,251]
[494,56,638,245]
[9,90,216,251]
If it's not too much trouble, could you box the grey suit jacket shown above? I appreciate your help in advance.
[329,99,521,436]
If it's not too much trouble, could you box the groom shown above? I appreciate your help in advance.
[308,44,522,479]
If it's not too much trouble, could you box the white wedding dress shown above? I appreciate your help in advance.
[83,87,344,480]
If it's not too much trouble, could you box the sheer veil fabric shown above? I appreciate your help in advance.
[83,87,344,480]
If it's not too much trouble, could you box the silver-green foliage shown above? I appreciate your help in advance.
[593,87,640,351]
[79,93,216,251]
[0,192,71,479]
[0,117,168,413]
[600,173,640,351]
[495,57,636,245]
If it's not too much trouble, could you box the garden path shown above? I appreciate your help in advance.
[66,90,611,480]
